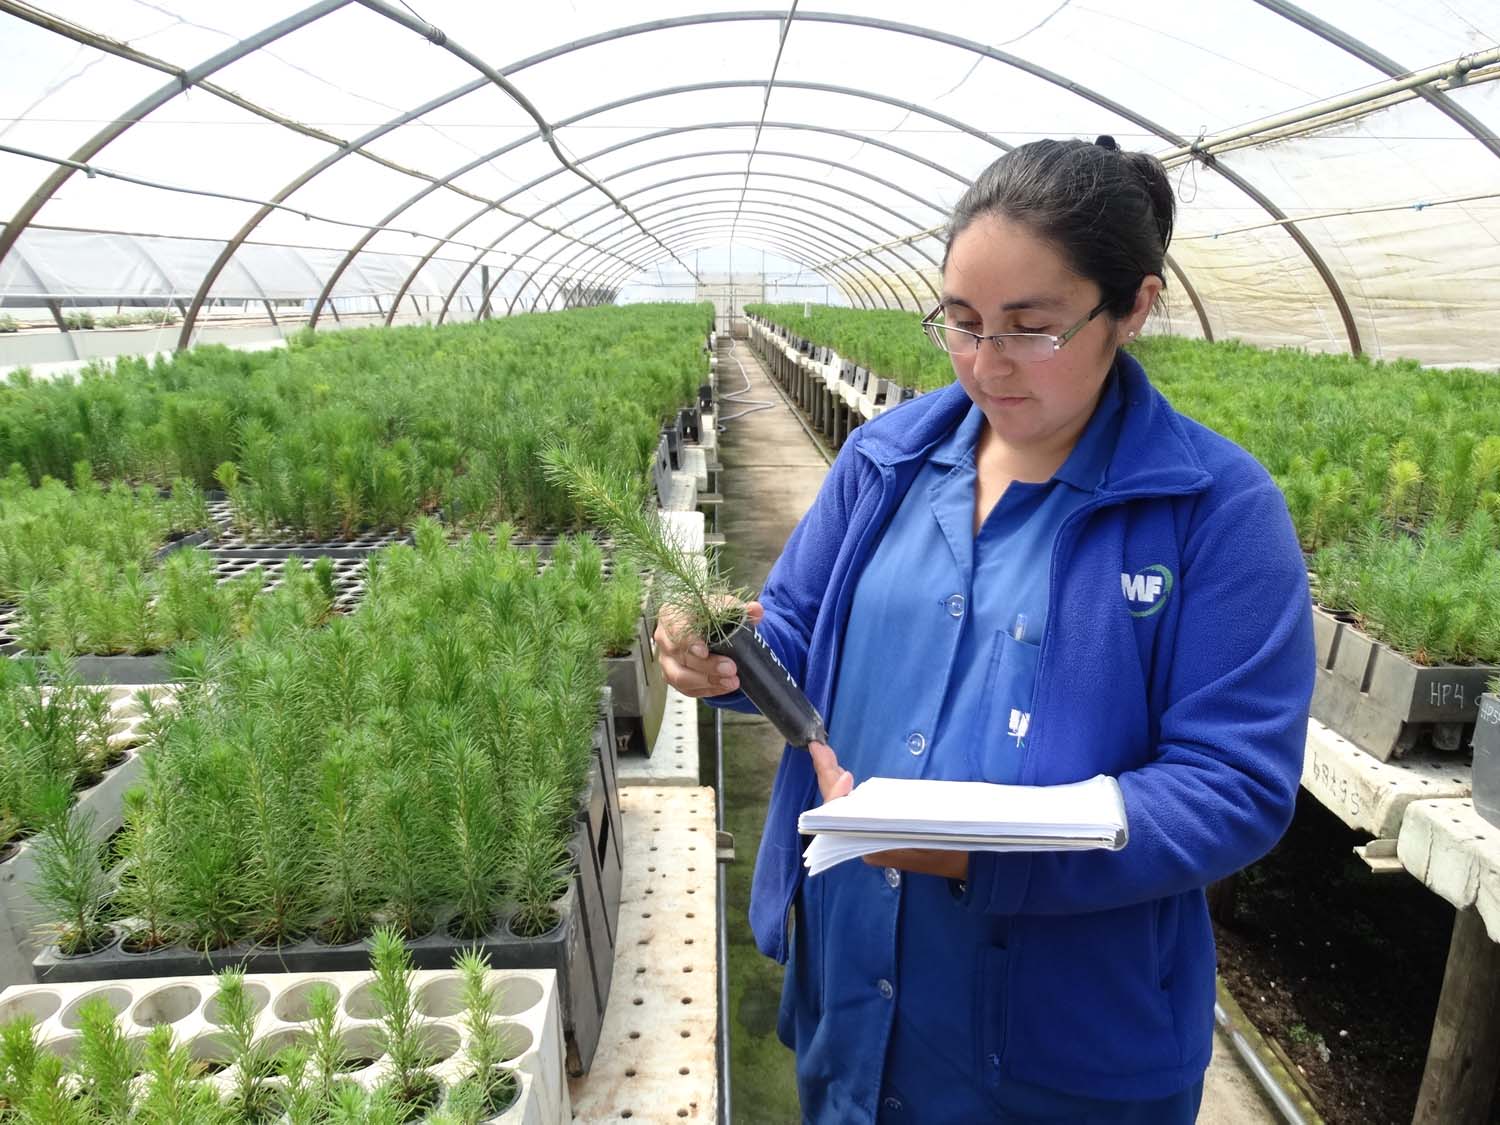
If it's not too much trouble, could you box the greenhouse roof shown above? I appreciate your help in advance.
[1,1,1498,364]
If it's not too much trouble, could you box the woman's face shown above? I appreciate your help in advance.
[941,212,1134,456]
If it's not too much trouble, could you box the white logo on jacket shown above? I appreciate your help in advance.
[1008,708,1030,747]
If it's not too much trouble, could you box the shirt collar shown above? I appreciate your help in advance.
[924,364,1125,491]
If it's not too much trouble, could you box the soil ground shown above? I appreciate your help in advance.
[1214,790,1499,1124]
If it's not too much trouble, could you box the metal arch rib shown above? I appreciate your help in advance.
[414,137,955,327]
[465,159,945,319]
[420,75,993,318]
[0,0,349,272]
[355,0,699,283]
[511,206,913,317]
[499,187,934,317]
[1162,253,1213,342]
[173,72,487,352]
[394,147,947,326]
[600,243,868,312]
[589,225,885,311]
[573,245,876,315]
[445,118,968,322]
[579,211,905,309]
[549,232,874,313]
[1255,0,1500,165]
[524,207,918,314]
[303,75,976,332]
[595,236,874,311]
[473,11,1355,350]
[528,185,937,310]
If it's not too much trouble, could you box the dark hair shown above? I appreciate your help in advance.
[942,135,1175,317]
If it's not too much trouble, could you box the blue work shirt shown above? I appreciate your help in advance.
[785,373,1202,1122]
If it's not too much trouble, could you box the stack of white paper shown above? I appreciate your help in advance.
[799,774,1129,876]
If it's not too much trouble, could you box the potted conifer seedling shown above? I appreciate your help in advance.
[542,445,828,748]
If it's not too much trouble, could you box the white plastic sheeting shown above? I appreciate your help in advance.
[1,1,1497,364]
[0,227,491,306]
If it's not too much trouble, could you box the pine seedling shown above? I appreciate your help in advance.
[278,1045,320,1125]
[369,925,439,1111]
[115,786,177,952]
[305,982,351,1099]
[74,993,138,1119]
[28,784,112,955]
[540,443,747,644]
[0,1013,43,1109]
[325,1083,405,1125]
[443,731,503,939]
[241,749,317,946]
[12,1051,90,1124]
[313,741,376,945]
[371,766,436,939]
[449,948,519,1120]
[504,780,570,938]
[600,559,645,657]
[214,967,276,1121]
[135,1024,230,1125]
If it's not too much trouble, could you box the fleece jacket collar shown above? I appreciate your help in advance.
[851,351,1212,501]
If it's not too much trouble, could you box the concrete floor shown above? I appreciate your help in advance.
[712,338,1279,1124]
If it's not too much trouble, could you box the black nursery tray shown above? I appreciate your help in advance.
[34,722,625,1076]
[201,499,411,558]
[0,558,367,681]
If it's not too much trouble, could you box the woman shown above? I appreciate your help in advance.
[661,137,1314,1122]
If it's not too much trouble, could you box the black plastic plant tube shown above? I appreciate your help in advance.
[710,622,827,748]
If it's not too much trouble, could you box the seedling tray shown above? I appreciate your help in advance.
[0,686,173,988]
[203,499,412,558]
[34,760,622,1077]
[0,558,366,681]
[1310,608,1500,759]
[0,965,568,1124]
[1474,694,1500,829]
[603,617,667,756]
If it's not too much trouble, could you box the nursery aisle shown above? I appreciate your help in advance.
[716,336,831,1123]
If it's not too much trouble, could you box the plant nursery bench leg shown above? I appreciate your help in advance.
[1412,907,1500,1125]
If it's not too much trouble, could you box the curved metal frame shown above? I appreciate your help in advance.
[595,234,876,312]
[401,143,950,324]
[1257,0,1500,165]
[556,213,897,310]
[0,0,349,272]
[341,112,963,334]
[421,142,956,327]
[2,6,1393,349]
[503,186,932,316]
[588,233,872,312]
[318,9,1344,348]
[450,117,969,325]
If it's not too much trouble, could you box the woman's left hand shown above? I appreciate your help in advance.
[860,848,969,880]
[808,741,971,881]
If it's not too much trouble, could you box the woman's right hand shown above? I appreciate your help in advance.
[655,600,764,698]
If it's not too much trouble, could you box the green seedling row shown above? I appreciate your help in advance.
[747,303,955,392]
[29,521,627,956]
[0,303,712,537]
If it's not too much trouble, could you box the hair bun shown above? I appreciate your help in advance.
[1094,134,1119,151]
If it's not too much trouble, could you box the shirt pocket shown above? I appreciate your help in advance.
[971,630,1041,783]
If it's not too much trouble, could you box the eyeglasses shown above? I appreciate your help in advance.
[920,299,1111,362]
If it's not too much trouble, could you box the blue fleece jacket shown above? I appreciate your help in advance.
[711,351,1315,1101]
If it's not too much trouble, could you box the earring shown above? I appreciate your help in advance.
[1127,330,1136,339]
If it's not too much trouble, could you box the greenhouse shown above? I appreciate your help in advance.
[0,1,1498,1122]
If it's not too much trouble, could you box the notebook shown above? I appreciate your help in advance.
[798,774,1129,876]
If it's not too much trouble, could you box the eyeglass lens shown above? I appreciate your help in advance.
[928,324,1055,362]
